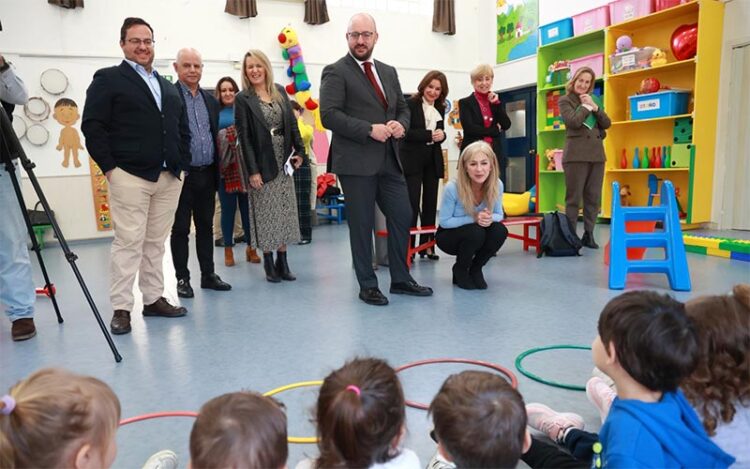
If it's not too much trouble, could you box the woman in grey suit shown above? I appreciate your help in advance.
[558,66,611,249]
[235,49,307,282]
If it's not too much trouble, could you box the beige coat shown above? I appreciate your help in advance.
[559,93,611,163]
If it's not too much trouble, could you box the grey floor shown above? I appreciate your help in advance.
[1,222,748,468]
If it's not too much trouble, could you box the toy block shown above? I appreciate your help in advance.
[670,143,692,168]
[673,117,693,144]
[719,239,750,254]
[685,244,707,254]
[706,247,731,259]
[683,235,721,249]
[731,252,750,262]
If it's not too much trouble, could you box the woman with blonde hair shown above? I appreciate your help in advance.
[436,141,508,290]
[458,64,511,182]
[0,368,121,469]
[558,66,611,248]
[235,49,307,282]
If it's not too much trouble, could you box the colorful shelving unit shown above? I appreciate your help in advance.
[601,1,725,225]
[683,234,750,262]
[536,29,605,212]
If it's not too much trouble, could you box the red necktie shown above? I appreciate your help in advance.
[363,61,387,109]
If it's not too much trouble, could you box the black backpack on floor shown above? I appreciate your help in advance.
[537,211,582,258]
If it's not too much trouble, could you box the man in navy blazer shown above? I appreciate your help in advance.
[82,17,191,335]
[169,48,230,299]
[320,13,432,306]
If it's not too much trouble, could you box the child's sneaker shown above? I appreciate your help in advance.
[142,450,178,469]
[526,403,584,443]
[591,366,616,390]
[586,376,617,423]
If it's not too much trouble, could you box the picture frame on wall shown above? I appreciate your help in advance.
[496,0,539,65]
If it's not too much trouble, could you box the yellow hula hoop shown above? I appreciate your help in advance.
[263,380,323,444]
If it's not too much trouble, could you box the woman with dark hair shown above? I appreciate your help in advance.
[214,76,259,266]
[458,64,511,182]
[558,66,611,248]
[400,70,448,261]
[235,50,307,283]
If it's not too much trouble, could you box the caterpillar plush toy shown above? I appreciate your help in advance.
[278,26,325,130]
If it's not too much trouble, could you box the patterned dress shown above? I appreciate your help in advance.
[247,100,300,251]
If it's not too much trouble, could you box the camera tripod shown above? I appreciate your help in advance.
[1,113,122,362]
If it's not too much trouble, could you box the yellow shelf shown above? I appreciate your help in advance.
[607,168,689,173]
[610,113,692,126]
[606,59,696,80]
[608,0,698,31]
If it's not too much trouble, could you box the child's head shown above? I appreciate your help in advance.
[189,391,288,469]
[0,368,120,469]
[314,357,405,469]
[53,98,80,125]
[429,370,529,468]
[682,284,750,435]
[594,290,698,392]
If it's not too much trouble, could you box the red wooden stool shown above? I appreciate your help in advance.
[375,225,437,269]
[502,216,542,255]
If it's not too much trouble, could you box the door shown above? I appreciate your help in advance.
[499,86,536,193]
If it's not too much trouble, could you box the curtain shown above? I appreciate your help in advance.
[432,0,455,35]
[225,0,257,18]
[304,0,330,25]
[48,0,84,8]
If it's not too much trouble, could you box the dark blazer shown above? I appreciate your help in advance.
[458,93,511,166]
[558,93,611,163]
[320,55,410,176]
[234,83,307,183]
[400,98,446,177]
[82,61,191,182]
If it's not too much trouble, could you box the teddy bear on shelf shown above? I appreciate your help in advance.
[545,149,556,171]
[651,48,668,67]
[620,184,632,206]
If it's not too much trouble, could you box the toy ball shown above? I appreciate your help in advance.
[616,35,632,53]
[671,23,698,61]
[640,77,661,94]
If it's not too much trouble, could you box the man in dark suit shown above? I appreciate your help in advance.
[320,12,432,306]
[82,17,190,335]
[169,48,230,298]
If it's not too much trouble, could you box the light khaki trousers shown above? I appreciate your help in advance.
[108,168,183,311]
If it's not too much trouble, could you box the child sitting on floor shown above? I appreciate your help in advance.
[296,357,420,469]
[188,391,288,469]
[524,290,735,468]
[0,368,121,469]
[427,370,530,468]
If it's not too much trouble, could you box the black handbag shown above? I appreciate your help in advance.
[28,201,54,226]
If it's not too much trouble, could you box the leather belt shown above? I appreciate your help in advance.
[189,164,214,172]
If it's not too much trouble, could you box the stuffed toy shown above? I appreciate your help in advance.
[650,48,667,67]
[619,184,631,206]
[278,26,325,130]
[545,149,556,170]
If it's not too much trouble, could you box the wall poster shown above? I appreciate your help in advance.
[496,0,539,65]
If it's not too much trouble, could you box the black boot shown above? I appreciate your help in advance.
[263,252,281,283]
[469,262,488,290]
[582,231,599,249]
[452,263,476,290]
[275,251,296,281]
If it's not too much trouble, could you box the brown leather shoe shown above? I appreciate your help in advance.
[11,318,37,341]
[110,310,131,335]
[246,247,261,263]
[142,297,187,318]
[224,246,235,266]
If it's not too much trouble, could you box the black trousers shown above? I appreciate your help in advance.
[293,164,312,241]
[405,157,439,248]
[435,222,508,269]
[521,430,598,469]
[338,148,413,289]
[170,165,217,281]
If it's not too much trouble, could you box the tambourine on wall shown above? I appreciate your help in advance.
[40,68,69,95]
[24,96,50,122]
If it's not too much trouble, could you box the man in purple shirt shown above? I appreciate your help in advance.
[169,48,230,298]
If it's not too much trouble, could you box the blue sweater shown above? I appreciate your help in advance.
[219,106,234,130]
[438,180,504,229]
[598,390,735,468]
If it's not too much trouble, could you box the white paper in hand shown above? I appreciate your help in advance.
[283,149,296,177]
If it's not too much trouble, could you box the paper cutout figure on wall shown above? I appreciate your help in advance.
[53,98,84,168]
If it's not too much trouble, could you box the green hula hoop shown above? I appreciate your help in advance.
[515,345,592,391]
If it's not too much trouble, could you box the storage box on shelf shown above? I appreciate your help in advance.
[629,89,690,120]
[570,53,605,78]
[573,5,610,35]
[540,18,573,46]
[609,0,655,24]
[602,0,724,225]
[536,29,605,213]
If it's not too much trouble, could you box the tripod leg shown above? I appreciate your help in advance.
[14,158,123,362]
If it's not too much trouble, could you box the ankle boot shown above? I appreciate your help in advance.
[582,231,599,249]
[469,265,488,289]
[224,247,235,266]
[275,251,296,281]
[263,252,281,283]
[246,246,261,263]
[452,263,476,290]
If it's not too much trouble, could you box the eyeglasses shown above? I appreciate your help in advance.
[347,31,375,40]
[126,38,155,46]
